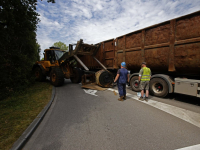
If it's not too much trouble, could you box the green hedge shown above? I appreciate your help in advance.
[0,0,39,100]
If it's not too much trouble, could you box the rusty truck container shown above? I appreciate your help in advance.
[78,10,200,97]
[80,10,200,76]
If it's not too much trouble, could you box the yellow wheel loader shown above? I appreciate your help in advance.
[33,39,113,87]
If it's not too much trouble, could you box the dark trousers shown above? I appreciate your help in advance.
[118,83,126,97]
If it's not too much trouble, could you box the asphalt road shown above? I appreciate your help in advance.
[23,79,200,150]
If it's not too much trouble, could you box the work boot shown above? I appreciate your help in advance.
[123,95,126,100]
[118,96,124,101]
[144,97,148,102]
[139,97,144,101]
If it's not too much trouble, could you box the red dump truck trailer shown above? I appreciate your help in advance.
[78,10,200,98]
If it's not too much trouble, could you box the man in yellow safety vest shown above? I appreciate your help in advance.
[138,62,151,101]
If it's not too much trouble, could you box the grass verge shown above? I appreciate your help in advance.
[0,81,52,150]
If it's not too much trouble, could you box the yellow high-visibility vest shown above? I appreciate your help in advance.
[141,67,151,81]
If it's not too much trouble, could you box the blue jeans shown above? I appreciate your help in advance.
[118,83,126,97]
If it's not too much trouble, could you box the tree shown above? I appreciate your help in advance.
[46,0,55,3]
[37,43,41,61]
[0,0,55,100]
[52,41,68,51]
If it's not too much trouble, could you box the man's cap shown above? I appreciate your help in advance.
[121,62,126,67]
[141,62,146,65]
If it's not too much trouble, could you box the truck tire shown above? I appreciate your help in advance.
[130,76,140,92]
[70,68,83,83]
[34,67,46,82]
[150,78,168,97]
[50,67,64,87]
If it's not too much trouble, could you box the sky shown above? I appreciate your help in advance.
[36,0,200,56]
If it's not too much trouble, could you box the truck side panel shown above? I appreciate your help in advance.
[79,11,200,76]
[104,39,115,68]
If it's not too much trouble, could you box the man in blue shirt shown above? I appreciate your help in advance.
[114,62,130,101]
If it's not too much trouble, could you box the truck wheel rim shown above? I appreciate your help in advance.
[152,82,163,94]
[52,73,56,82]
[133,80,139,88]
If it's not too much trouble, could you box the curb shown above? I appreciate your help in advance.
[11,86,56,150]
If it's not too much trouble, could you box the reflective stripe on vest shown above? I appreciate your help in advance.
[141,67,150,81]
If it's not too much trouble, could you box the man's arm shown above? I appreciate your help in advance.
[114,70,120,82]
[138,76,141,82]
[138,69,143,82]
[127,70,130,82]
[150,69,151,79]
[127,74,130,82]
[114,74,119,82]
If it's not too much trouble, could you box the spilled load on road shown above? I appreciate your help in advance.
[33,39,114,88]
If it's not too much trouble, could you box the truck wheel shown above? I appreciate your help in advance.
[34,67,46,82]
[130,76,140,92]
[150,78,168,97]
[70,68,83,83]
[50,67,64,87]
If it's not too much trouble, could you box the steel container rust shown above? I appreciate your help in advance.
[79,11,200,76]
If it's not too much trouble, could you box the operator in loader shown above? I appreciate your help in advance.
[114,62,130,101]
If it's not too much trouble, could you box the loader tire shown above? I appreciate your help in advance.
[130,76,140,92]
[149,78,168,97]
[50,67,64,87]
[34,67,46,82]
[70,68,83,83]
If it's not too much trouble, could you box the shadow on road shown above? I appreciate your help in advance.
[166,93,200,106]
[126,86,200,107]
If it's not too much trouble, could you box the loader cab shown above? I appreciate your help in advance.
[45,50,55,63]
[44,47,65,63]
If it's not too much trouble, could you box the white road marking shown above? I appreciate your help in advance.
[107,88,200,128]
[107,88,117,92]
[176,144,200,150]
[83,89,98,96]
